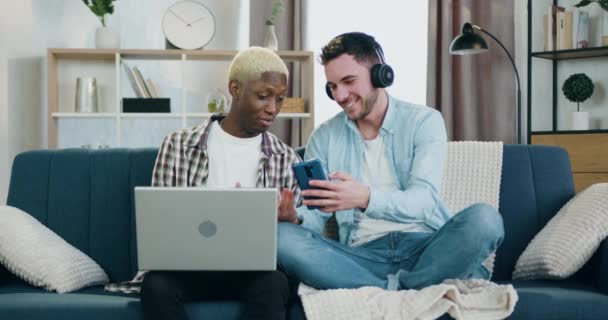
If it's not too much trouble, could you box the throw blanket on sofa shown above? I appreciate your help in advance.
[299,279,517,320]
[441,141,503,273]
[441,141,503,214]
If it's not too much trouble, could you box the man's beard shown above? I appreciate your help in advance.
[347,89,379,121]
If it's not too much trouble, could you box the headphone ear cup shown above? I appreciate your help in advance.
[371,63,395,88]
[325,83,334,100]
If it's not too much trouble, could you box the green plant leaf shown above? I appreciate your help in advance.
[575,0,593,7]
[82,0,116,26]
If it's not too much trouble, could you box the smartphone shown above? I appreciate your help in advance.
[292,159,329,210]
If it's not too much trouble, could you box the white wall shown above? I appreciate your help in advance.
[302,0,428,127]
[0,0,250,204]
[515,0,528,143]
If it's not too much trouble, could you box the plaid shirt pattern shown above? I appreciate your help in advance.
[151,114,302,200]
[104,114,302,294]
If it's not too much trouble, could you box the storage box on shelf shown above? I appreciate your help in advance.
[47,49,315,149]
[527,0,608,191]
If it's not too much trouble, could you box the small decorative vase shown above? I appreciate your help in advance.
[264,24,279,51]
[95,27,120,49]
[75,77,98,113]
[571,111,589,130]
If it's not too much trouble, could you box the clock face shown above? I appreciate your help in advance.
[162,1,216,49]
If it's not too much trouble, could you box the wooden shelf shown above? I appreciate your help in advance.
[47,48,316,148]
[184,112,311,119]
[52,113,116,118]
[531,46,608,60]
[531,130,608,135]
[47,48,314,61]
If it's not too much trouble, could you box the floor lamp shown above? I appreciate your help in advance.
[449,22,522,144]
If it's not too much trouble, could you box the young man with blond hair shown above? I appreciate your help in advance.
[141,46,302,320]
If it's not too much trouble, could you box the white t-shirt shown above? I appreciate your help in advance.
[350,135,432,247]
[205,121,262,188]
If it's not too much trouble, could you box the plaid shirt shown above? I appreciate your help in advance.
[152,114,302,203]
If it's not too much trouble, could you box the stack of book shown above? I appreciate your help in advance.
[543,5,589,51]
[122,62,161,98]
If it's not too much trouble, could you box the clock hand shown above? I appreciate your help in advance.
[189,16,207,25]
[169,9,191,26]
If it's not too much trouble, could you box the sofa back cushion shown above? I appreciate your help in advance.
[7,149,158,283]
[491,145,574,280]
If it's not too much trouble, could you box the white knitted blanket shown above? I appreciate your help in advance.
[441,141,503,214]
[441,141,503,274]
[299,279,517,320]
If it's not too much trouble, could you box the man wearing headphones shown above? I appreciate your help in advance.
[276,32,504,291]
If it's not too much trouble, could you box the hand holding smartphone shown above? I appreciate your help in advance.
[292,159,328,210]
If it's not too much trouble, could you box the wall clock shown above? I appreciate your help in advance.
[162,1,216,49]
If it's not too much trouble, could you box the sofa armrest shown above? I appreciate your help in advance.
[594,238,608,294]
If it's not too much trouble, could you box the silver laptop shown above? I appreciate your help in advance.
[135,187,278,271]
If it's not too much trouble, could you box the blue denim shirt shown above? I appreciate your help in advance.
[297,94,451,245]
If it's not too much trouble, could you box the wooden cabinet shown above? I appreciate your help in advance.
[531,133,608,192]
[47,48,315,148]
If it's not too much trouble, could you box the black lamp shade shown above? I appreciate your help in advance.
[449,23,488,55]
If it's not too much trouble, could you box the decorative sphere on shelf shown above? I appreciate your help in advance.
[562,73,594,112]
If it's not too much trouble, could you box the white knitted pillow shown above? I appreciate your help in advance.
[0,206,109,293]
[513,183,608,280]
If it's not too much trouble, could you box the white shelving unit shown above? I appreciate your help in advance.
[47,48,315,148]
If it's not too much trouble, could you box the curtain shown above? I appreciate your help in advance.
[427,0,517,143]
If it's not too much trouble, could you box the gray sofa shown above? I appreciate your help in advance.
[1,145,607,319]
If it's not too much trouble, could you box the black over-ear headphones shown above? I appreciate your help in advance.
[325,33,394,100]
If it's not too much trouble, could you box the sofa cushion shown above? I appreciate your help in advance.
[0,206,108,293]
[513,183,608,280]
[493,145,575,281]
[0,284,140,320]
[506,280,608,320]
[0,283,306,320]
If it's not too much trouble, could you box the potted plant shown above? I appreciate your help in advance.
[562,73,595,130]
[82,0,120,49]
[575,0,608,45]
[264,0,284,51]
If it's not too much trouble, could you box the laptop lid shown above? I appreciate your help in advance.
[135,187,278,271]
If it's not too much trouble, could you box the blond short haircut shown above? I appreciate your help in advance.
[228,46,289,83]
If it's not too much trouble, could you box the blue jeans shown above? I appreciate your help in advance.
[277,203,504,290]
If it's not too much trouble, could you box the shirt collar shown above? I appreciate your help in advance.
[185,113,286,157]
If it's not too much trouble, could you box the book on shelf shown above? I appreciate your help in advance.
[132,67,152,98]
[544,4,565,51]
[145,79,159,98]
[121,62,144,98]
[121,62,162,98]
[573,9,589,49]
[556,11,573,50]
